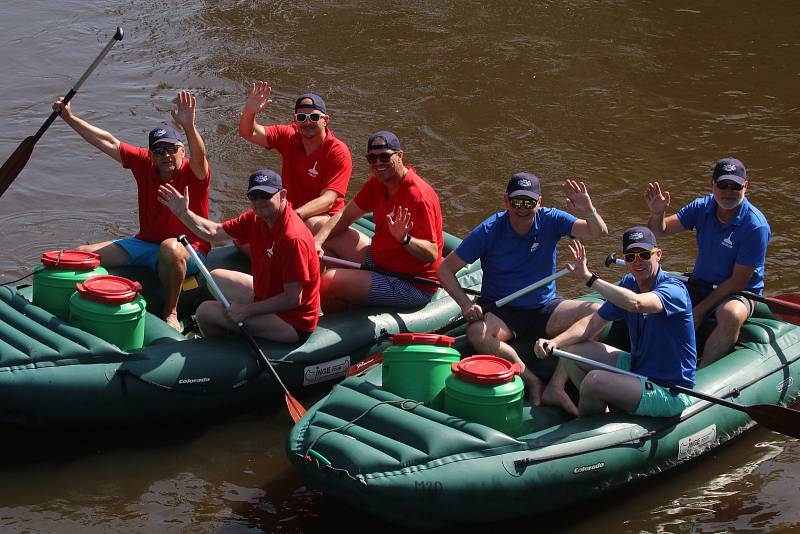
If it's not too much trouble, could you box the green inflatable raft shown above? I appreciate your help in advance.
[0,218,481,429]
[286,303,800,530]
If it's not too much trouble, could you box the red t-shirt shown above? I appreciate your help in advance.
[353,167,443,293]
[263,124,351,215]
[119,142,211,255]
[221,203,320,332]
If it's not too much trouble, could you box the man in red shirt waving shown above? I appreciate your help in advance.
[239,81,352,239]
[158,169,320,342]
[314,131,443,312]
[52,91,210,331]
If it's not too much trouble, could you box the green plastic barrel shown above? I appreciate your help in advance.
[32,250,108,320]
[68,275,147,350]
[444,355,524,436]
[382,333,460,409]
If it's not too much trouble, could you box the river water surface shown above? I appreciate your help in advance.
[1,1,799,532]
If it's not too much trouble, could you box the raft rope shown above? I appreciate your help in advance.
[301,398,425,483]
[0,272,32,287]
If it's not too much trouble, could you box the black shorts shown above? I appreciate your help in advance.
[476,296,565,340]
[686,285,755,319]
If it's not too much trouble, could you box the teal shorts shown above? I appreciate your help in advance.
[113,237,205,275]
[615,352,693,417]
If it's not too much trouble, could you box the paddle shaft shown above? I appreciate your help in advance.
[178,236,296,397]
[34,27,124,141]
[322,255,480,296]
[605,255,800,313]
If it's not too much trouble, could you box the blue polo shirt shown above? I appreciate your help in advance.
[677,194,770,293]
[454,208,576,309]
[598,269,697,388]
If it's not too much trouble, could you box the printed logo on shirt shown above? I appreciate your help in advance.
[530,242,539,253]
[721,232,734,249]
[265,244,274,257]
[308,161,319,178]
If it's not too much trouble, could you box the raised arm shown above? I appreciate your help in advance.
[157,183,230,245]
[386,205,439,263]
[563,179,608,240]
[52,97,121,163]
[238,81,272,147]
[645,181,685,237]
[171,91,209,180]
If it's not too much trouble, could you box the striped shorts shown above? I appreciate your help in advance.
[364,247,433,308]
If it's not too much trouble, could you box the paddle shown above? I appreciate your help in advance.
[346,267,570,377]
[178,235,306,422]
[552,348,800,439]
[322,255,481,296]
[0,27,124,198]
[605,254,800,325]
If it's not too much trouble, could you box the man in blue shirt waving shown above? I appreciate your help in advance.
[645,157,770,367]
[534,228,696,417]
[437,172,608,415]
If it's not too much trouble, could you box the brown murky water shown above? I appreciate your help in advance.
[1,1,798,531]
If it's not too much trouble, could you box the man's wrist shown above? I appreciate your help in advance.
[400,233,412,246]
[586,272,600,288]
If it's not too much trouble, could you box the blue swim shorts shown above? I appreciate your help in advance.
[615,352,693,417]
[113,236,205,276]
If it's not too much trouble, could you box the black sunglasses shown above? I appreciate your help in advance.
[365,151,396,164]
[152,145,180,156]
[295,112,324,122]
[247,189,278,201]
[715,180,744,191]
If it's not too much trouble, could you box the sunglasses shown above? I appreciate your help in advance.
[714,180,744,191]
[509,197,537,210]
[247,190,278,201]
[295,112,324,122]
[623,248,658,263]
[365,152,396,164]
[152,145,180,156]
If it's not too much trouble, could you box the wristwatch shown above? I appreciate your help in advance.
[400,233,412,246]
[586,272,600,288]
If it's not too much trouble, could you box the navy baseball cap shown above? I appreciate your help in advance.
[247,169,283,195]
[506,172,541,200]
[622,226,658,252]
[712,157,746,185]
[367,131,402,151]
[294,93,327,114]
[148,124,183,148]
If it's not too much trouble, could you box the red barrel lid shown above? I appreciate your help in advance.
[451,355,520,385]
[390,333,455,346]
[75,275,142,304]
[41,250,101,270]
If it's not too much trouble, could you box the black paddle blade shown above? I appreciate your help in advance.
[287,393,307,423]
[745,403,800,439]
[0,136,37,197]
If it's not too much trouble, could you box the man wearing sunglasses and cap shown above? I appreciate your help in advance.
[52,91,211,332]
[157,169,320,342]
[313,131,444,312]
[645,157,770,368]
[238,81,352,247]
[437,172,608,414]
[533,228,697,418]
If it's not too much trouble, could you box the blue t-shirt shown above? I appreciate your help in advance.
[677,195,770,292]
[598,269,697,388]
[455,208,576,309]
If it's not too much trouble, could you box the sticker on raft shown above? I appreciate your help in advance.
[303,356,350,386]
[573,462,605,474]
[678,424,717,460]
[178,377,211,385]
[777,376,794,394]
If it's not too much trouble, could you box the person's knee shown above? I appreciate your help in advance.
[159,239,188,264]
[715,302,747,329]
[581,370,611,397]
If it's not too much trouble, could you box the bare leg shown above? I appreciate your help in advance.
[466,314,545,405]
[77,241,131,267]
[700,300,748,368]
[305,214,331,236]
[156,238,189,331]
[321,227,370,263]
[195,300,299,342]
[319,268,372,312]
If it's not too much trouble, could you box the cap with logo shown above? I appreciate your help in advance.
[247,169,283,195]
[294,93,327,114]
[622,226,658,252]
[712,157,746,186]
[506,172,541,200]
[148,124,183,149]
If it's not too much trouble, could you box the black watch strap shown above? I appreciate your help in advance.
[586,272,600,288]
[401,233,412,246]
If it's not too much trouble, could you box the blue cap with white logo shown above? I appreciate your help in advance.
[247,169,282,195]
[712,157,746,185]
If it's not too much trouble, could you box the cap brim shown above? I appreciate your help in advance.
[508,190,539,200]
[624,242,656,252]
[248,185,280,195]
[150,138,182,148]
[715,175,745,185]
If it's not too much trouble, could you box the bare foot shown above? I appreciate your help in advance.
[522,369,544,405]
[164,313,182,332]
[542,384,579,417]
